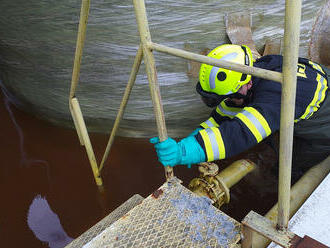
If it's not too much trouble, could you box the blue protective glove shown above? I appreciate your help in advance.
[150,136,206,168]
[188,127,203,137]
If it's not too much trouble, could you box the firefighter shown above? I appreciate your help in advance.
[150,44,330,175]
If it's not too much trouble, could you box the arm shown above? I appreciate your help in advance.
[196,102,280,161]
[200,99,244,129]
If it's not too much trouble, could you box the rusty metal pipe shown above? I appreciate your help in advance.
[189,159,256,208]
[216,159,256,189]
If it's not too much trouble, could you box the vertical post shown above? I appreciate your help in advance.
[70,102,84,146]
[68,0,103,187]
[69,0,91,145]
[71,98,103,186]
[99,44,143,172]
[133,0,174,180]
[277,0,302,229]
[69,0,90,98]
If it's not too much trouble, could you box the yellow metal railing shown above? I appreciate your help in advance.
[277,0,302,230]
[69,0,103,186]
[69,0,302,245]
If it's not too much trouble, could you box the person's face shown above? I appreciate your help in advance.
[230,81,252,105]
[237,83,250,95]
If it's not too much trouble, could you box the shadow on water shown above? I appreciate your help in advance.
[27,195,73,248]
[0,89,279,247]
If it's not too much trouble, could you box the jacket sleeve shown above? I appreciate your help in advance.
[199,100,244,129]
[195,101,280,161]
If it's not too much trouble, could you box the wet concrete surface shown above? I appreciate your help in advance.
[0,90,279,247]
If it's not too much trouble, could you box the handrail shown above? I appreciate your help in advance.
[277,0,302,230]
[99,45,143,172]
[133,0,173,180]
[242,1,302,246]
[149,42,283,83]
[69,2,303,240]
[69,0,90,99]
[133,0,302,241]
[69,0,103,186]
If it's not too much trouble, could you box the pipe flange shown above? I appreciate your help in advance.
[217,178,230,204]
[198,162,219,177]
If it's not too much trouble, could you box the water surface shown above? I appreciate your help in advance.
[0,90,279,247]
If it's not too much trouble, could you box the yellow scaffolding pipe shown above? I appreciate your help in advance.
[71,98,102,186]
[68,0,103,186]
[69,0,91,146]
[64,0,317,245]
[69,0,90,99]
[253,156,330,248]
[67,6,305,233]
[277,0,302,230]
[99,45,143,172]
[149,42,283,84]
[133,0,173,180]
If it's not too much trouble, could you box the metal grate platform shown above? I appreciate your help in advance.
[83,177,240,248]
[66,194,144,247]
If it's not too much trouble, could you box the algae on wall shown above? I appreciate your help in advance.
[0,0,325,137]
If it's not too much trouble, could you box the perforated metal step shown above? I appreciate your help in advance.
[66,194,144,247]
[84,177,240,248]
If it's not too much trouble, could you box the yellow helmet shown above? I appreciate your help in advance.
[198,44,253,96]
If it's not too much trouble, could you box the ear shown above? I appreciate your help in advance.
[247,80,253,90]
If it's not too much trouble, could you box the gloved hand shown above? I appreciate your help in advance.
[188,127,202,137]
[150,136,206,168]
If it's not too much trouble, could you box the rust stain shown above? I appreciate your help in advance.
[121,214,129,220]
[151,189,163,199]
[290,234,303,248]
[291,235,329,248]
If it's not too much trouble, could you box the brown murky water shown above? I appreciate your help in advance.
[0,90,279,247]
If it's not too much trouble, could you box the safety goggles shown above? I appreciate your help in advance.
[196,82,228,107]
